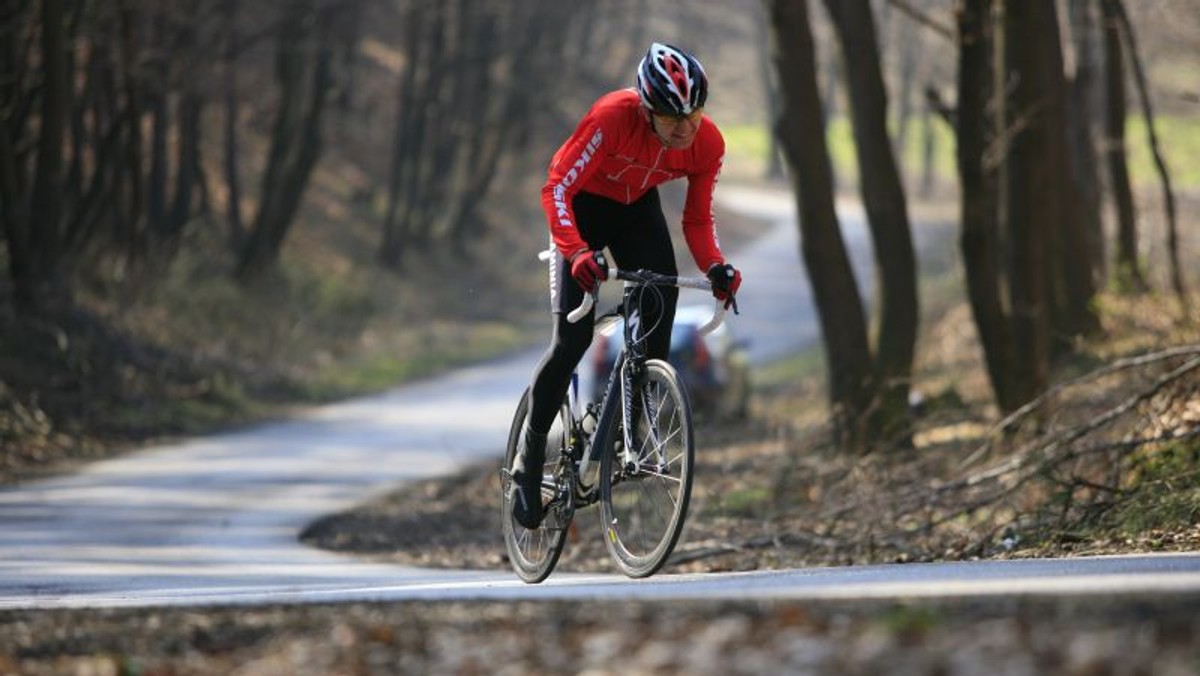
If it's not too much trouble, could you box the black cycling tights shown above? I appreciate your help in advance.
[527,188,678,434]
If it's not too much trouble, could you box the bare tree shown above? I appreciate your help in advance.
[1004,0,1064,401]
[1037,0,1100,342]
[1100,0,1144,291]
[236,0,339,282]
[1068,0,1107,288]
[822,0,920,441]
[756,6,786,181]
[954,0,1022,412]
[764,0,875,446]
[380,1,452,268]
[220,0,250,250]
[380,0,585,269]
[1,0,73,311]
[1107,0,1186,310]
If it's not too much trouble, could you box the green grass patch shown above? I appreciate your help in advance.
[1110,438,1200,535]
[721,124,772,171]
[1015,436,1200,553]
[303,321,528,400]
[723,113,1200,191]
[755,344,827,390]
[721,116,958,188]
[1126,115,1200,190]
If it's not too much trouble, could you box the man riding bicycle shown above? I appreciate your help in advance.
[511,42,743,529]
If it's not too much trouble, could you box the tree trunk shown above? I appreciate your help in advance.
[25,0,70,308]
[1068,0,1107,288]
[221,0,245,250]
[823,0,919,441]
[410,4,456,251]
[146,6,168,238]
[1100,0,1143,291]
[169,91,202,237]
[167,0,202,241]
[764,0,874,446]
[893,16,916,181]
[448,2,511,249]
[1109,0,1186,310]
[0,5,35,311]
[380,1,430,269]
[399,5,448,255]
[0,118,35,312]
[117,2,147,261]
[1038,0,1100,341]
[1005,0,1054,402]
[236,0,335,282]
[955,0,1022,413]
[756,6,785,181]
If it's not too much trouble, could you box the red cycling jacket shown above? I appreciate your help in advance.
[540,89,726,272]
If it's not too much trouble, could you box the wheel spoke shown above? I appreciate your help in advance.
[638,469,682,484]
[601,361,694,578]
[501,391,571,583]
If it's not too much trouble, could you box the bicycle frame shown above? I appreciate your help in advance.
[574,342,639,487]
[571,270,724,484]
[571,350,621,489]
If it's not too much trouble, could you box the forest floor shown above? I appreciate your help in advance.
[2,189,1199,673]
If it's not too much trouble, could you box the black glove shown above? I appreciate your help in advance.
[707,263,742,312]
[570,250,609,293]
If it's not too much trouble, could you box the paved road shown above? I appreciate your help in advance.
[3,185,1198,610]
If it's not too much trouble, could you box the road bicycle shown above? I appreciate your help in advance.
[500,266,728,583]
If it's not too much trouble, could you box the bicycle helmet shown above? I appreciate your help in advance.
[636,42,708,117]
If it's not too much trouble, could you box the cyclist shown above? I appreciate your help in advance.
[511,42,742,529]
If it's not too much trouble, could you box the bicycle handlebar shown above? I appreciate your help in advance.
[566,268,729,337]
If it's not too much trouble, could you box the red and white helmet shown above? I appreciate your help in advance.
[636,42,708,117]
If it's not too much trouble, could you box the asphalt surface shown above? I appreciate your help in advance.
[3,185,1198,611]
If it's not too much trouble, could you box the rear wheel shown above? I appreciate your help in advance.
[501,388,571,583]
[599,360,694,578]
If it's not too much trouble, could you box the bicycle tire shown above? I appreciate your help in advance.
[500,387,571,583]
[599,359,694,578]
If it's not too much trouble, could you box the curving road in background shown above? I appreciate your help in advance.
[2,185,1199,610]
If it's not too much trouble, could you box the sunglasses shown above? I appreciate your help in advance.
[653,108,704,126]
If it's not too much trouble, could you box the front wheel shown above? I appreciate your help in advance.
[599,359,695,578]
[501,388,571,583]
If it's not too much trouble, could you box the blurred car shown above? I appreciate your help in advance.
[588,305,751,420]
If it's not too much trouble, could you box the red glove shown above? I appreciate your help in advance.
[570,250,609,293]
[707,263,742,310]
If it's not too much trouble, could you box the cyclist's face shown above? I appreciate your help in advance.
[651,109,703,149]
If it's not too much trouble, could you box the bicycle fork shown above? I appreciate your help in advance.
[576,351,665,482]
[620,359,665,473]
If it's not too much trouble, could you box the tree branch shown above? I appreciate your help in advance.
[886,0,955,42]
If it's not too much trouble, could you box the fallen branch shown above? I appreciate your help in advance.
[829,353,1200,548]
[958,344,1200,469]
[943,355,1200,497]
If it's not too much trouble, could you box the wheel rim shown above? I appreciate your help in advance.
[501,394,571,583]
[603,362,692,575]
